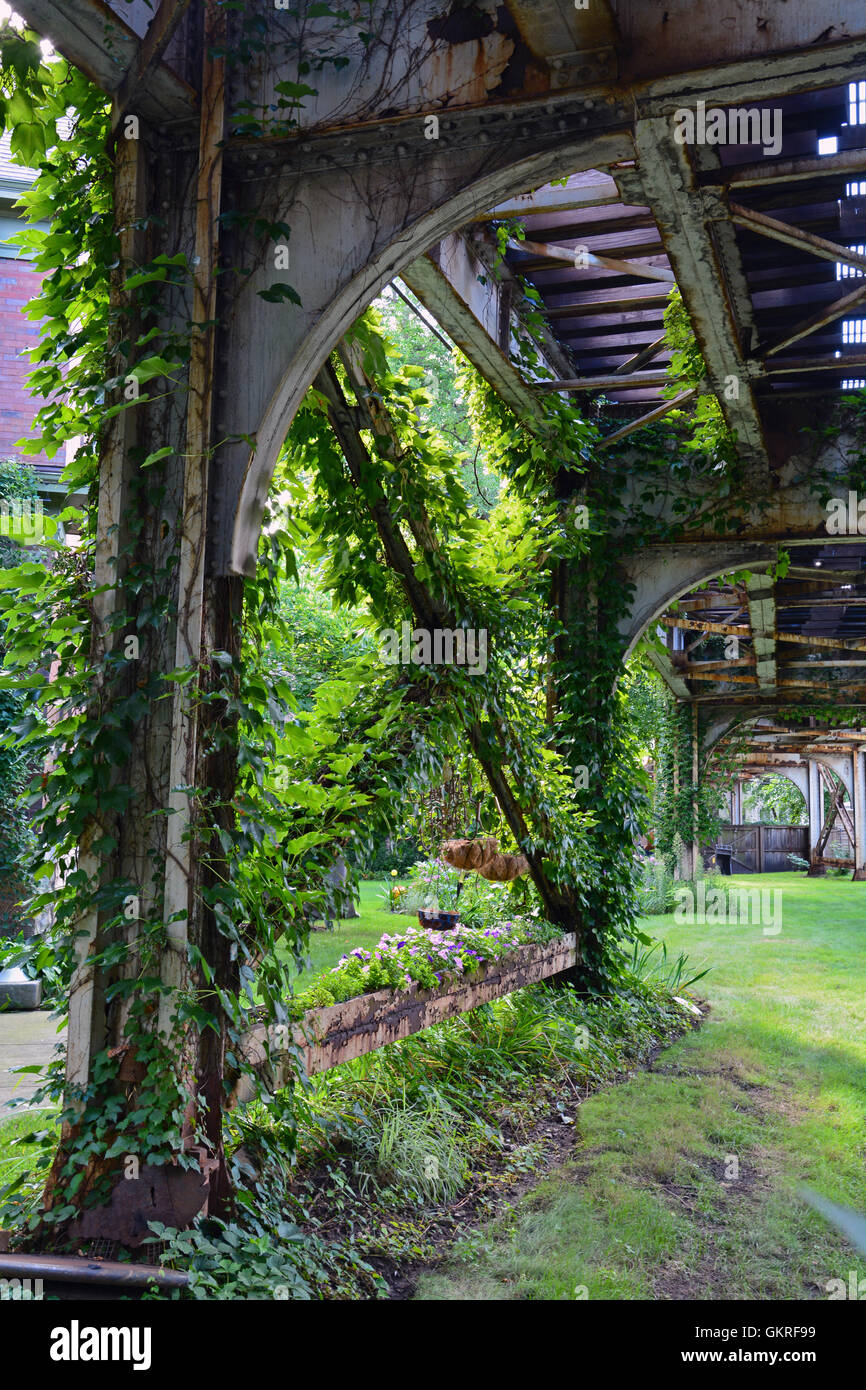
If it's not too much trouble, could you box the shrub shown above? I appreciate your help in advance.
[636,855,676,914]
[352,836,420,880]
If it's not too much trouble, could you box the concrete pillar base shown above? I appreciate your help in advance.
[0,967,42,1010]
[851,867,866,881]
[807,863,827,877]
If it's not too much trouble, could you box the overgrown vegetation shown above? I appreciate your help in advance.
[1,4,864,1285]
[146,970,698,1298]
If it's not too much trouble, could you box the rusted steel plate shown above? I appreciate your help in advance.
[240,936,577,1093]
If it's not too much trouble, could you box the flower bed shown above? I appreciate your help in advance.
[235,926,577,1099]
[287,920,546,1020]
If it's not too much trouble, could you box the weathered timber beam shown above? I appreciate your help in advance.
[730,203,866,278]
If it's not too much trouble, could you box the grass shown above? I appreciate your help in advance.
[282,878,408,984]
[0,1109,56,1197]
[415,873,866,1300]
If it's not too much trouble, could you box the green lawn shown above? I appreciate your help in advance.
[288,878,410,983]
[415,873,866,1300]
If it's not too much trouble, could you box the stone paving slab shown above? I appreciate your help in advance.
[0,1010,61,1114]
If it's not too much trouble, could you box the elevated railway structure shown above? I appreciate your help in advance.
[6,0,866,1237]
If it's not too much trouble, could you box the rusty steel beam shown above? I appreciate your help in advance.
[664,616,751,639]
[111,0,194,133]
[784,566,866,584]
[819,764,856,845]
[615,331,669,375]
[775,629,866,653]
[647,641,692,700]
[631,120,768,468]
[765,353,866,377]
[765,281,866,358]
[685,656,756,671]
[0,1252,188,1291]
[597,389,696,449]
[692,692,866,704]
[511,237,674,284]
[11,0,196,125]
[745,573,777,695]
[635,29,866,110]
[702,148,866,191]
[664,614,866,656]
[160,0,226,1027]
[402,234,567,425]
[782,659,866,667]
[536,369,670,393]
[777,597,866,607]
[685,670,758,685]
[476,173,622,221]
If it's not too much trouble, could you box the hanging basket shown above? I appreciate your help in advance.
[440,837,529,883]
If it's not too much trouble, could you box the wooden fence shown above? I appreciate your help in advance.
[237,933,577,1099]
[712,823,808,873]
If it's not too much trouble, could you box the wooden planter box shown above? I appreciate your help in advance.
[237,934,577,1100]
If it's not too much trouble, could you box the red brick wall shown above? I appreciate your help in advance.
[0,256,48,466]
